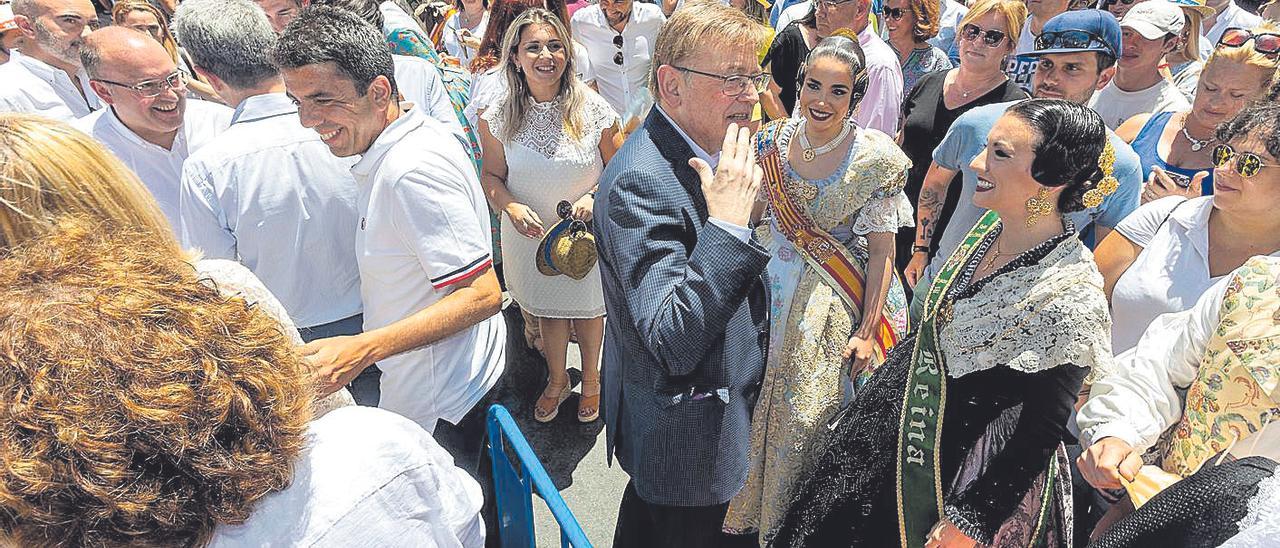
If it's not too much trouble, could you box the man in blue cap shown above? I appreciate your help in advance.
[904,9,1141,309]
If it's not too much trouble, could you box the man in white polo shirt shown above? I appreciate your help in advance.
[572,0,664,118]
[74,27,231,233]
[1203,0,1261,45]
[274,6,505,469]
[0,0,101,120]
[172,0,383,406]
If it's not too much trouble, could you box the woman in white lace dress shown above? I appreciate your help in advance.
[478,8,619,423]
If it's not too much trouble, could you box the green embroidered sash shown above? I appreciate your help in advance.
[895,210,999,547]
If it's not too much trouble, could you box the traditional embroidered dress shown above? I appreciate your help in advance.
[723,119,912,539]
[769,212,1112,548]
[1081,255,1280,481]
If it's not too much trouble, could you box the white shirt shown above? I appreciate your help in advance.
[393,54,465,137]
[441,9,488,68]
[775,1,810,32]
[571,3,665,116]
[1088,78,1192,129]
[74,99,232,233]
[927,0,968,53]
[351,108,505,431]
[179,93,363,329]
[0,50,101,121]
[209,406,485,547]
[1110,196,1280,354]
[1205,0,1263,47]
[1077,270,1233,450]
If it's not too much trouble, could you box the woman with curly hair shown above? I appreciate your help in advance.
[770,99,1116,547]
[0,223,485,546]
[0,113,357,411]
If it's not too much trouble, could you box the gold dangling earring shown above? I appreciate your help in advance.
[1024,186,1053,228]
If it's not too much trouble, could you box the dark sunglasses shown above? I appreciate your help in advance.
[1213,144,1278,178]
[613,34,623,65]
[1035,29,1118,57]
[883,6,907,19]
[1217,28,1280,55]
[961,24,1007,47]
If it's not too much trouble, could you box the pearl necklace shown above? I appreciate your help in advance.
[1179,115,1212,152]
[796,118,852,162]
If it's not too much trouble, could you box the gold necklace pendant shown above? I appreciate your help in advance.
[803,148,816,162]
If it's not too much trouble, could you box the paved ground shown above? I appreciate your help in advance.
[489,306,628,547]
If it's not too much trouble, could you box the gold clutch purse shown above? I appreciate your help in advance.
[1121,465,1184,508]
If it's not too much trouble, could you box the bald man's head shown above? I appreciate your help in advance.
[12,0,97,70]
[83,26,187,147]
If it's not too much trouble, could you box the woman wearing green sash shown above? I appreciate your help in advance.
[769,99,1115,548]
[722,33,913,541]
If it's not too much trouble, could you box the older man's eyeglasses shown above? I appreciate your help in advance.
[94,71,186,98]
[816,0,856,8]
[672,66,771,97]
[1218,29,1280,55]
[1213,144,1278,178]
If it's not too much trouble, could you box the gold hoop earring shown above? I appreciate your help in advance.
[1025,186,1054,227]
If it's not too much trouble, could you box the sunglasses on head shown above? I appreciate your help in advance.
[1035,29,1118,57]
[883,6,907,19]
[1213,144,1278,178]
[1217,28,1280,55]
[613,34,623,65]
[961,24,1007,47]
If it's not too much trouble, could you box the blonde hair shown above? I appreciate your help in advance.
[1205,22,1280,89]
[1178,10,1202,61]
[958,0,1027,47]
[111,0,182,64]
[496,8,590,141]
[0,114,178,253]
[648,0,771,101]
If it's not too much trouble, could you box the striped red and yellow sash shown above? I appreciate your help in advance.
[757,122,902,362]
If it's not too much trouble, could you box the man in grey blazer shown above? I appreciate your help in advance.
[593,2,773,546]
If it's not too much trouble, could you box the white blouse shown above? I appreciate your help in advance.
[209,406,485,547]
[1107,196,1280,354]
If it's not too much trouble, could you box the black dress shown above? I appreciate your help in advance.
[764,23,811,117]
[769,230,1088,547]
[1090,457,1279,547]
[893,70,1027,277]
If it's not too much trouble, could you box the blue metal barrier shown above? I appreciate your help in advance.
[487,404,592,548]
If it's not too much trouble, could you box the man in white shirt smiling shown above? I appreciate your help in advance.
[571,0,665,117]
[274,6,505,467]
[171,0,382,406]
[0,0,101,120]
[74,27,232,233]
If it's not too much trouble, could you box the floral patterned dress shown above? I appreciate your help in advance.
[723,119,912,539]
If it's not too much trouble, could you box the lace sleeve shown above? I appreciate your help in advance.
[851,190,914,235]
[582,90,620,139]
[479,95,507,138]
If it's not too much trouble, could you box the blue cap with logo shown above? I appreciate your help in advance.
[1026,9,1124,59]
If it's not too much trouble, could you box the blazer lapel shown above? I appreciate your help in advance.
[645,109,708,223]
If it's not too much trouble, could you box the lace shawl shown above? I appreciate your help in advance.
[938,235,1114,380]
[1224,467,1280,546]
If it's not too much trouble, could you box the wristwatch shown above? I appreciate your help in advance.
[912,245,930,254]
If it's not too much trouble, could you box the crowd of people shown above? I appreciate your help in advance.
[0,0,1279,543]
